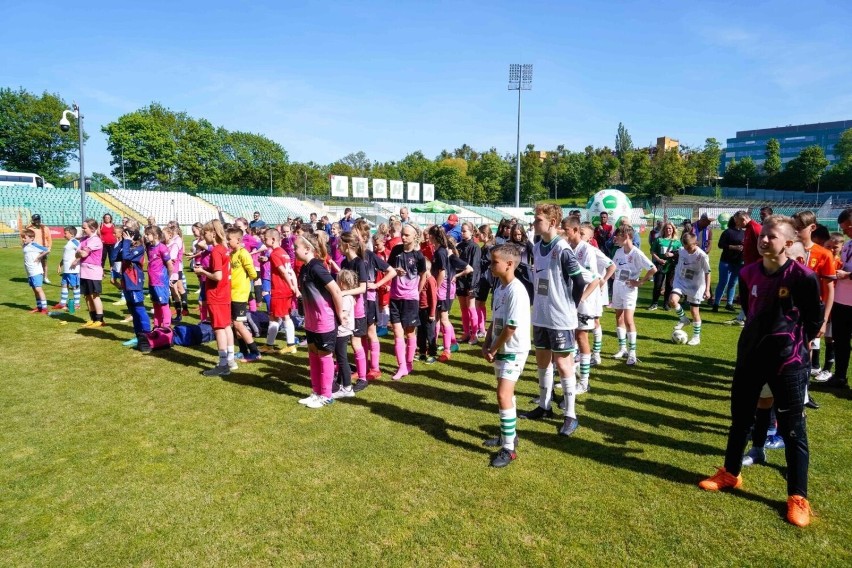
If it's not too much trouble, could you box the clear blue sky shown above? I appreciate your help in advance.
[4,0,851,178]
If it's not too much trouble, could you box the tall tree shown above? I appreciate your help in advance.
[763,138,782,177]
[0,87,84,184]
[614,122,633,182]
[469,149,511,204]
[722,157,758,187]
[625,151,652,194]
[650,147,689,196]
[784,146,829,190]
[835,129,852,164]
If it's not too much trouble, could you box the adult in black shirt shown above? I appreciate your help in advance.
[712,217,745,311]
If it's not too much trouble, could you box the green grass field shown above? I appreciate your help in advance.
[1,241,851,567]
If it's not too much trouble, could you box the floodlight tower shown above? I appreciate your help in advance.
[508,64,533,208]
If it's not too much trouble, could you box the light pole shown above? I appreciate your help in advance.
[817,173,821,203]
[120,144,126,189]
[59,103,85,224]
[269,161,274,196]
[508,64,533,208]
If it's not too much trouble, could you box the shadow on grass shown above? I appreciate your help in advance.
[348,397,490,454]
[600,372,729,401]
[583,398,728,436]
[1,301,36,311]
[642,352,735,379]
[370,377,494,414]
[591,384,729,421]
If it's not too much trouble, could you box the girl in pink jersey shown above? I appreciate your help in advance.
[295,233,346,408]
[338,232,369,387]
[144,225,174,328]
[165,222,188,320]
[388,223,427,380]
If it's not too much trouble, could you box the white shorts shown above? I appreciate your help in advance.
[577,313,597,331]
[494,353,528,382]
[671,285,705,306]
[611,284,638,310]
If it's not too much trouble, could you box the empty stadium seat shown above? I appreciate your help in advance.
[108,189,219,226]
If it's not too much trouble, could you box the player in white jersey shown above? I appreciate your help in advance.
[611,225,657,365]
[580,223,610,364]
[481,244,531,468]
[668,232,711,345]
[521,204,598,437]
[564,216,615,393]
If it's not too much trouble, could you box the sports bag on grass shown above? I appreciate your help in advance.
[138,326,174,353]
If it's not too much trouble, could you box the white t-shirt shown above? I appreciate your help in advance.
[63,238,81,274]
[571,240,611,317]
[337,295,355,337]
[673,247,711,293]
[491,278,531,354]
[23,242,48,276]
[612,246,654,286]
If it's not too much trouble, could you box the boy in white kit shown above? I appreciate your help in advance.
[611,225,657,365]
[668,232,712,345]
[55,226,81,311]
[521,204,598,437]
[481,244,531,468]
[564,216,615,393]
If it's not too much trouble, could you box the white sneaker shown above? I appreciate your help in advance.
[299,393,319,405]
[476,331,487,340]
[814,370,833,383]
[590,353,601,366]
[626,354,638,366]
[687,336,701,346]
[576,382,589,395]
[305,395,334,409]
[613,348,628,360]
[44,277,52,284]
[331,386,354,399]
[228,360,239,370]
[674,316,691,331]
[809,368,821,377]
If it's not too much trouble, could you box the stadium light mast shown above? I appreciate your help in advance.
[508,64,533,208]
[59,103,85,224]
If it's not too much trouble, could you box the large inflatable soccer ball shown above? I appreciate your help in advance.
[671,329,689,344]
[586,189,633,227]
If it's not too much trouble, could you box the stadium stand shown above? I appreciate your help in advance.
[463,205,508,222]
[0,186,119,226]
[496,206,534,220]
[268,197,316,220]
[108,189,219,226]
[197,193,293,224]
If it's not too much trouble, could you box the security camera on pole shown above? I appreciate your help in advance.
[508,64,533,208]
[59,103,85,224]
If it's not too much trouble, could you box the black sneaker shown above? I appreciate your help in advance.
[489,447,517,468]
[558,416,579,436]
[711,304,719,313]
[352,379,370,393]
[805,395,820,410]
[725,304,737,312]
[202,365,231,377]
[822,375,849,389]
[520,406,553,420]
[483,434,518,449]
[418,354,428,362]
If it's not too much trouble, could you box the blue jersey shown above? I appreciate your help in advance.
[119,240,146,292]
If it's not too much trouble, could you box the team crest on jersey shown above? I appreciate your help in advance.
[551,249,559,259]
[778,286,790,298]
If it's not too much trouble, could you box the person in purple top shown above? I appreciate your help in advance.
[144,225,174,328]
[699,215,823,528]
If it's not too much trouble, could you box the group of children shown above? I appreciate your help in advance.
[20,203,850,528]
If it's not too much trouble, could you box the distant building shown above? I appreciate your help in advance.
[656,137,680,152]
[720,120,852,175]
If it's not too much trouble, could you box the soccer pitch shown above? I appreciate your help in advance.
[1,242,851,566]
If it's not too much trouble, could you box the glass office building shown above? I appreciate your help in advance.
[720,120,852,175]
